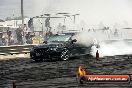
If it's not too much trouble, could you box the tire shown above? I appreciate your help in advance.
[30,53,44,62]
[60,49,70,61]
[31,56,42,62]
[34,58,40,62]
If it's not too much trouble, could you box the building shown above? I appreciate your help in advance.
[0,17,30,32]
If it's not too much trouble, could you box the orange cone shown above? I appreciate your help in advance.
[96,50,99,60]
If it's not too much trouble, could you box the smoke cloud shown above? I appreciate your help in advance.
[73,32,95,47]
[91,40,132,57]
[73,30,132,57]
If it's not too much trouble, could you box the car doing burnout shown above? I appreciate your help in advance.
[30,33,93,61]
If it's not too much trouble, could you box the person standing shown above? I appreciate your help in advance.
[10,35,14,45]
[16,27,23,45]
[0,33,3,46]
[23,24,28,44]
[7,28,12,45]
[23,24,28,35]
[2,32,8,46]
[25,32,31,44]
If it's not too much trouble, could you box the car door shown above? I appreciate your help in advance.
[74,43,87,56]
[65,41,76,57]
[67,42,86,56]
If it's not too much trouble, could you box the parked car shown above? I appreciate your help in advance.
[30,33,93,61]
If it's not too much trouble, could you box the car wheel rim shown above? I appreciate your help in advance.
[61,50,69,61]
[63,54,69,60]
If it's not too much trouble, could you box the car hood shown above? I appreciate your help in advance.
[33,42,64,49]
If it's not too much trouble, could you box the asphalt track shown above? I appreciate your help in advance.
[0,54,132,88]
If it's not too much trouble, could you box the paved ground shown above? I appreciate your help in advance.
[0,55,132,88]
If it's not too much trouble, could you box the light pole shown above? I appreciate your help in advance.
[21,0,24,28]
[21,0,25,44]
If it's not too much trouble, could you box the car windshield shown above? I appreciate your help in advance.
[47,34,72,42]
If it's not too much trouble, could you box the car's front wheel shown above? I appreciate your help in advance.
[30,54,42,62]
[60,49,70,61]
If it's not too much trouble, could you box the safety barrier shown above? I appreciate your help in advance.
[0,44,37,55]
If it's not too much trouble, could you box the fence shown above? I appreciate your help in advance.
[0,44,37,56]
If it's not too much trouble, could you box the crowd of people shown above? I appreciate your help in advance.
[0,28,35,46]
[0,27,53,46]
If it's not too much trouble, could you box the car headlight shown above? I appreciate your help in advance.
[50,47,57,51]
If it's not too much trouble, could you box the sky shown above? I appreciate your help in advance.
[0,0,132,28]
[0,0,33,19]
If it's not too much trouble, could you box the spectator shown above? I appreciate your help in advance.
[25,32,32,44]
[16,27,23,45]
[0,33,3,46]
[39,32,44,44]
[2,32,8,46]
[10,36,14,45]
[7,30,12,45]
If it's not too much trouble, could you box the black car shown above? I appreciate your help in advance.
[30,33,93,61]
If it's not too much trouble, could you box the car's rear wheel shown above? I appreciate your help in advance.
[61,49,70,61]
